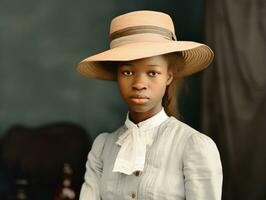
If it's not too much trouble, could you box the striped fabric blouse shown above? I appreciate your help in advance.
[79,113,223,200]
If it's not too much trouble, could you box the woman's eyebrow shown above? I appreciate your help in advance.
[119,62,133,67]
[146,64,160,67]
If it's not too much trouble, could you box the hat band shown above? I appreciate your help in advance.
[110,33,175,48]
[110,25,177,42]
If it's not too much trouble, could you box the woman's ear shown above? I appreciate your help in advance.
[166,71,173,85]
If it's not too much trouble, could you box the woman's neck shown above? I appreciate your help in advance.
[129,106,162,124]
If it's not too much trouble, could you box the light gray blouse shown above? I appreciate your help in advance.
[79,117,223,200]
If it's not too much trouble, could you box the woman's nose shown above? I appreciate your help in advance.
[132,75,147,90]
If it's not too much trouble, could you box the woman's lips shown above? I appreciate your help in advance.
[129,95,149,104]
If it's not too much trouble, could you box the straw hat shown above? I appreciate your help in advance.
[77,10,214,81]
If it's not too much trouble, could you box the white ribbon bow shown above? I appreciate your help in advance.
[112,108,169,175]
[112,120,147,175]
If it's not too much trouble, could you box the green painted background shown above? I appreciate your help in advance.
[0,0,205,140]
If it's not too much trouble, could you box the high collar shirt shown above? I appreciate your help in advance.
[80,116,223,200]
[113,108,169,175]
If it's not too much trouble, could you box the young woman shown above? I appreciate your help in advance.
[77,10,223,200]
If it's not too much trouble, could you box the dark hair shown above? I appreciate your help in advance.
[162,52,184,119]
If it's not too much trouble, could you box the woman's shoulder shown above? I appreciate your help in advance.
[166,116,198,132]
[89,125,125,158]
[165,118,222,173]
[166,116,218,147]
[93,125,126,145]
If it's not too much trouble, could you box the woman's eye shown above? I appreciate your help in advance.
[122,71,133,76]
[148,71,160,77]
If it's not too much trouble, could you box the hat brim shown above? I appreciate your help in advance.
[77,41,214,81]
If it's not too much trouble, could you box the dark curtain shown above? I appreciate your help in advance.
[202,0,266,199]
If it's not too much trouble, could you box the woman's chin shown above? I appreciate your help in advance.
[128,104,151,113]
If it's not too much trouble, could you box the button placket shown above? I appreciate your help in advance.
[134,170,141,177]
[131,192,136,198]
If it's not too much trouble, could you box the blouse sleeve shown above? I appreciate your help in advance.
[79,133,108,200]
[183,133,223,200]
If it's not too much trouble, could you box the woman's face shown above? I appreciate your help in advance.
[117,55,173,120]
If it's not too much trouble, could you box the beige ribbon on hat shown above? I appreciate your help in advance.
[110,25,177,41]
[109,25,177,48]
